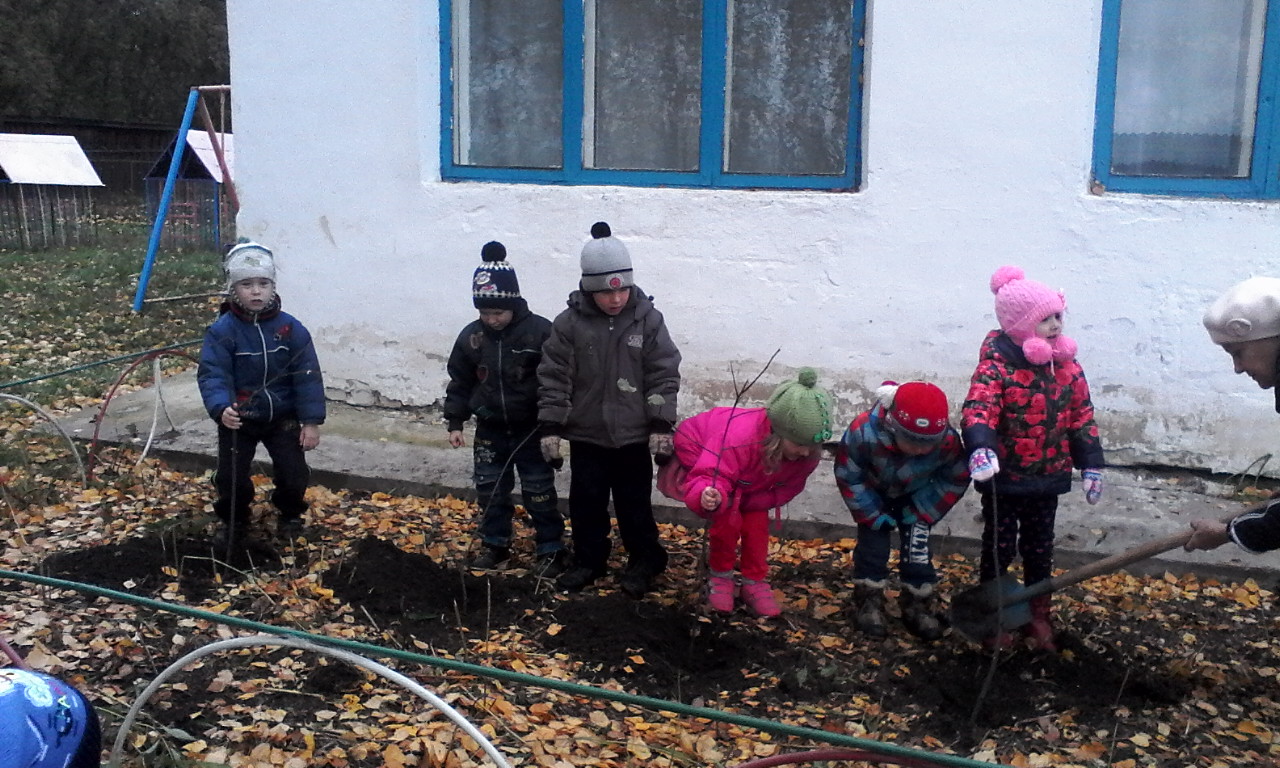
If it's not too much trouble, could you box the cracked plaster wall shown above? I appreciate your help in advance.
[226,0,1280,476]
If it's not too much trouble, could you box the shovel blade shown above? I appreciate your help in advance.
[950,574,1034,643]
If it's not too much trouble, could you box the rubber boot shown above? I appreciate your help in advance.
[740,579,780,617]
[853,580,888,638]
[899,583,944,641]
[706,572,737,613]
[1023,594,1057,651]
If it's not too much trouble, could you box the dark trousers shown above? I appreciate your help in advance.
[473,423,563,555]
[979,491,1059,584]
[213,420,310,526]
[852,520,938,588]
[567,441,666,572]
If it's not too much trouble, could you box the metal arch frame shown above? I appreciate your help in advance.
[0,392,88,489]
[86,348,199,478]
[107,634,513,768]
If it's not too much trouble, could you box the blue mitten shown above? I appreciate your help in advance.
[899,507,918,526]
[870,513,897,531]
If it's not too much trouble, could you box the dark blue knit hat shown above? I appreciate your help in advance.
[472,241,522,310]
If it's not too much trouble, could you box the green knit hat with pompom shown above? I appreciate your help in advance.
[765,367,834,445]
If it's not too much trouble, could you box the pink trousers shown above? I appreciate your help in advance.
[707,508,770,582]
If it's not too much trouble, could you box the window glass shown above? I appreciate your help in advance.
[453,0,564,169]
[1111,0,1265,178]
[442,0,863,189]
[724,0,852,176]
[588,0,702,171]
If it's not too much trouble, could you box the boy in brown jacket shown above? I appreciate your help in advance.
[537,222,682,598]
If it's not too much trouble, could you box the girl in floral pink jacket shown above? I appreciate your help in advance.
[961,266,1105,651]
[661,368,833,617]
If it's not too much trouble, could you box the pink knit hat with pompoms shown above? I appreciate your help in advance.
[990,266,1077,365]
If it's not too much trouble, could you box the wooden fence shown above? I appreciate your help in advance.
[0,184,98,250]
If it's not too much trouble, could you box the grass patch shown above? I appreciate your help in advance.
[0,217,223,405]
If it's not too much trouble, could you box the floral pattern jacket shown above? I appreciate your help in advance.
[834,405,970,526]
[961,330,1104,496]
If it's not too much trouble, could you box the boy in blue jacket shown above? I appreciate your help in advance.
[198,242,325,549]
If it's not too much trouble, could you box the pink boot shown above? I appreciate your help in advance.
[740,579,780,617]
[707,574,736,613]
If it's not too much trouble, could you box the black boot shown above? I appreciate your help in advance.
[558,564,606,592]
[212,521,246,552]
[853,580,888,638]
[619,549,668,598]
[899,583,945,641]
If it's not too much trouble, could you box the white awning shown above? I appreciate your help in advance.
[185,131,234,183]
[0,133,103,186]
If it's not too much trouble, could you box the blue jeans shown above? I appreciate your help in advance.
[852,519,938,588]
[473,424,563,554]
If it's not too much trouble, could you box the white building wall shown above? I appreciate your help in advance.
[226,0,1280,475]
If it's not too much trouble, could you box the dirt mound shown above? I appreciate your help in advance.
[40,530,282,602]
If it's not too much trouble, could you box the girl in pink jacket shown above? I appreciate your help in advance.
[662,368,834,616]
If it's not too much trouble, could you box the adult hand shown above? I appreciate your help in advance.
[700,487,722,513]
[540,435,563,470]
[1184,519,1231,552]
[968,448,999,482]
[299,424,320,451]
[448,430,465,448]
[220,405,242,430]
[1082,468,1103,505]
[649,433,674,465]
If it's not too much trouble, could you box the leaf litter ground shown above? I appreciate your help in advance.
[6,454,1280,767]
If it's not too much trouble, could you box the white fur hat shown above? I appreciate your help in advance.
[1203,276,1280,344]
[224,242,276,288]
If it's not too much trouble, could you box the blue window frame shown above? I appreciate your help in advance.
[440,0,865,190]
[1093,0,1280,199]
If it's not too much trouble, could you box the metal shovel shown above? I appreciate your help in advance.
[950,510,1244,643]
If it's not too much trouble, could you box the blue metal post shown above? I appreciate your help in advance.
[132,88,200,312]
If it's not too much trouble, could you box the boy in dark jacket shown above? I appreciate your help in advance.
[445,241,565,575]
[538,222,682,598]
[197,242,325,550]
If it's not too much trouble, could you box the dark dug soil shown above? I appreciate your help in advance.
[36,513,1280,764]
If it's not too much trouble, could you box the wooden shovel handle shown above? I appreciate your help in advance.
[1010,506,1256,606]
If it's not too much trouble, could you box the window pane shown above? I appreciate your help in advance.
[588,0,702,171]
[725,0,852,176]
[1112,0,1264,178]
[453,0,563,169]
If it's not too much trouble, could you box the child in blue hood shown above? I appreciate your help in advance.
[0,668,101,767]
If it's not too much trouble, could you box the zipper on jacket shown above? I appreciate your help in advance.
[497,337,508,425]
[254,317,274,421]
